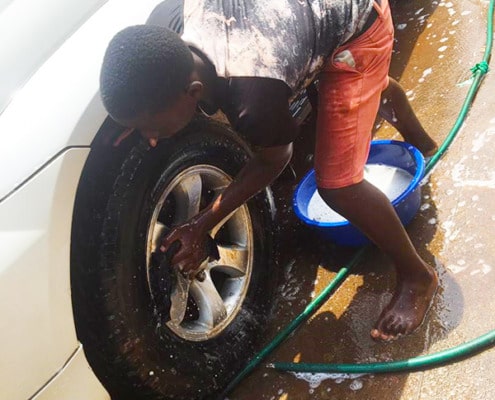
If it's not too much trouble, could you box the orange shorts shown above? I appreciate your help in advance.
[314,0,394,189]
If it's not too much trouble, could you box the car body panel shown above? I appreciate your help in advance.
[0,0,163,398]
[0,0,162,201]
[32,346,110,400]
[0,0,107,115]
[0,148,90,399]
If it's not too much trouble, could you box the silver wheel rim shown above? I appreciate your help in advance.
[146,165,253,341]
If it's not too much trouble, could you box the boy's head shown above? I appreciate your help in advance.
[100,25,202,142]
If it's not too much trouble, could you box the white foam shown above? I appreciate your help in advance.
[306,165,414,223]
[482,264,492,274]
[291,372,366,389]
[422,67,433,77]
[349,379,364,391]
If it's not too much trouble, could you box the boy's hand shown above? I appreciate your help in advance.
[160,218,218,279]
[112,128,158,148]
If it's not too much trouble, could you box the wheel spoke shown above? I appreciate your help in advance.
[212,244,249,277]
[190,274,227,329]
[167,272,191,326]
[209,210,235,237]
[172,174,202,223]
[150,221,168,252]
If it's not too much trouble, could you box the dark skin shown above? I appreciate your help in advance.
[115,52,293,276]
[114,52,438,341]
[379,77,438,155]
[319,182,438,341]
[320,77,439,341]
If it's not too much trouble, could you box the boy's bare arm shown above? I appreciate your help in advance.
[161,143,293,275]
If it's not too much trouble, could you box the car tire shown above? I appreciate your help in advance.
[71,116,278,400]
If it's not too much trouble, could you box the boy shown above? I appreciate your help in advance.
[99,0,438,341]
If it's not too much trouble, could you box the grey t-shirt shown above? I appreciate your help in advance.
[181,0,374,94]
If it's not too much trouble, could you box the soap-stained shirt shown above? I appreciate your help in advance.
[181,0,373,94]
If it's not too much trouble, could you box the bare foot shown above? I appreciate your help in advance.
[370,264,438,341]
[421,142,438,158]
[413,138,438,158]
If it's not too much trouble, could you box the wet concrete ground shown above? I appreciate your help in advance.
[229,0,495,399]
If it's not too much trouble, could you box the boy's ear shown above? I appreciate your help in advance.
[186,81,203,100]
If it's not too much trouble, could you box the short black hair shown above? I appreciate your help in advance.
[100,24,194,121]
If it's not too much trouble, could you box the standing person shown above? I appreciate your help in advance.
[99,0,439,341]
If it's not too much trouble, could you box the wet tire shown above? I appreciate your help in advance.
[71,117,277,400]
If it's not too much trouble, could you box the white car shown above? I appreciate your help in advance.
[0,1,282,399]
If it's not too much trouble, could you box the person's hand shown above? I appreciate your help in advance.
[160,219,217,278]
[112,128,159,148]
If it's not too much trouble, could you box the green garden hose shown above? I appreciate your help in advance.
[271,328,495,374]
[221,0,494,396]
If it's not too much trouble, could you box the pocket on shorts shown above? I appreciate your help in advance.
[330,49,363,74]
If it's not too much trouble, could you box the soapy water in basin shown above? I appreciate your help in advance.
[307,164,414,223]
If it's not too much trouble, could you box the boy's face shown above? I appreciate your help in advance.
[117,81,203,146]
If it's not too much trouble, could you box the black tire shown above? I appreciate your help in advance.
[71,117,277,400]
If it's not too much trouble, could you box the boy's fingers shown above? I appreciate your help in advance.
[160,237,174,252]
[113,128,135,147]
[160,236,180,253]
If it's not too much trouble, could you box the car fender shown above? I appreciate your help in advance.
[0,0,163,398]
[0,0,163,202]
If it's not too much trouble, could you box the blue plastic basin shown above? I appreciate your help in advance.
[293,140,425,247]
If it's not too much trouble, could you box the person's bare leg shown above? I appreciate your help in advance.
[379,77,438,157]
[319,181,438,340]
